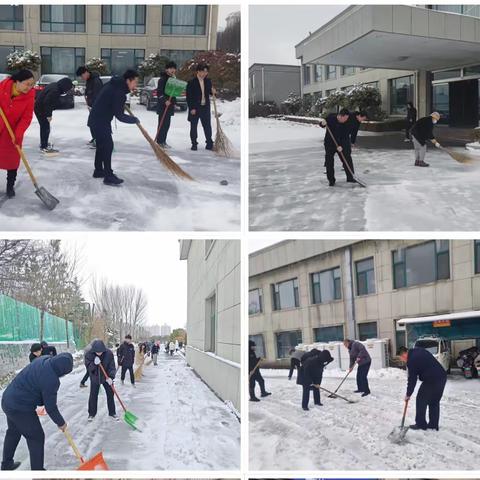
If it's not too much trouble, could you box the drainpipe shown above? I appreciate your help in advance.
[261,67,265,102]
[343,246,356,339]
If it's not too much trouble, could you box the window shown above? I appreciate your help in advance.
[326,65,336,80]
[475,240,480,274]
[389,75,414,115]
[464,65,480,77]
[303,64,311,86]
[271,278,299,310]
[341,66,355,76]
[432,68,461,81]
[314,325,344,342]
[0,6,23,30]
[101,48,144,75]
[358,321,377,341]
[205,293,216,353]
[356,257,376,296]
[431,5,480,17]
[432,84,449,124]
[40,5,85,33]
[249,334,266,358]
[276,330,302,359]
[395,329,406,350]
[314,65,323,83]
[393,240,450,289]
[0,46,23,72]
[366,81,379,89]
[102,6,146,34]
[311,267,341,304]
[160,49,196,68]
[249,288,263,315]
[40,47,85,79]
[162,5,207,35]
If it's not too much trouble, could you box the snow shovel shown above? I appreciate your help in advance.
[63,429,109,470]
[0,106,59,210]
[388,398,410,444]
[98,362,142,431]
[328,368,354,398]
[155,77,187,141]
[316,385,357,404]
[325,123,367,188]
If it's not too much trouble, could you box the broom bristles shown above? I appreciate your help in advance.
[444,147,475,164]
[212,96,238,158]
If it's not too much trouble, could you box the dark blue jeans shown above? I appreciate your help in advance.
[88,382,116,417]
[357,361,371,393]
[302,385,320,409]
[93,131,114,175]
[415,377,447,429]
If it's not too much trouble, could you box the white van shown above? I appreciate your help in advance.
[414,336,451,372]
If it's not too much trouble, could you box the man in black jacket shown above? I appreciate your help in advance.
[29,343,42,363]
[398,346,447,431]
[88,69,139,186]
[151,341,160,366]
[320,108,354,186]
[85,339,117,421]
[249,340,271,402]
[117,334,135,385]
[34,77,73,155]
[1,353,72,470]
[76,66,104,147]
[186,63,216,151]
[347,110,367,147]
[410,112,442,167]
[155,61,177,148]
[404,102,417,141]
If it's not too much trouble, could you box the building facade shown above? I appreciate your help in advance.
[249,240,480,364]
[160,323,172,337]
[0,4,218,77]
[296,5,480,127]
[180,239,240,412]
[249,63,301,105]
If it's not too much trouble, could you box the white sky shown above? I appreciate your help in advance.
[61,236,186,330]
[249,5,346,65]
[249,239,280,254]
[218,4,240,30]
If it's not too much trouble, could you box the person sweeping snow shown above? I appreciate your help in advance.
[344,339,371,397]
[155,61,177,149]
[398,346,447,431]
[410,112,442,167]
[1,353,72,470]
[87,69,139,186]
[0,69,35,198]
[249,340,271,402]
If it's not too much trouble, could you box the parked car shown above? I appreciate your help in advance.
[34,74,74,109]
[414,336,451,372]
[139,77,187,111]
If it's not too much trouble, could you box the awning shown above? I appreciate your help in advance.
[397,310,480,325]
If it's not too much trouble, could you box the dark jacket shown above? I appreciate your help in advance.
[348,340,371,368]
[85,339,116,385]
[411,116,435,146]
[249,349,261,373]
[406,106,417,124]
[156,72,176,116]
[117,341,135,368]
[297,350,333,386]
[34,77,73,118]
[406,347,447,397]
[85,71,104,108]
[29,352,39,363]
[322,113,350,150]
[2,353,73,426]
[88,76,138,134]
[186,77,212,116]
[346,113,361,145]
[41,344,57,357]
[151,344,160,355]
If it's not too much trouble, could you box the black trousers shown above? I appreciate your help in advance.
[325,145,354,183]
[89,126,96,141]
[2,409,44,470]
[93,131,114,175]
[88,382,116,417]
[6,170,17,188]
[121,365,135,384]
[302,385,321,409]
[357,361,371,393]
[36,114,50,149]
[156,108,172,144]
[289,358,301,379]
[249,369,267,399]
[189,105,212,146]
[415,377,447,429]
[80,368,89,385]
[405,120,414,139]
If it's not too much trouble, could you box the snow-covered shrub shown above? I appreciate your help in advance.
[324,90,348,111]
[281,92,302,115]
[346,84,386,120]
[6,50,41,72]
[138,53,169,78]
[86,57,108,75]
[249,101,279,118]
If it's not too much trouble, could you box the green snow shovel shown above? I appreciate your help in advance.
[164,76,187,97]
[388,398,410,444]
[98,363,142,431]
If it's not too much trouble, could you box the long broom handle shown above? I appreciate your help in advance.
[124,105,154,143]
[98,362,128,414]
[325,123,356,179]
[400,398,409,428]
[63,429,85,464]
[0,106,39,187]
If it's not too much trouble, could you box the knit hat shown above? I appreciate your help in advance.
[10,69,34,82]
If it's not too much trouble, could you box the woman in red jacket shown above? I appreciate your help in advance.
[0,70,35,198]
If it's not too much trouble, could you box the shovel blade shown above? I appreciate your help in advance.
[77,452,109,470]
[35,186,59,210]
[124,410,141,431]
[388,426,409,444]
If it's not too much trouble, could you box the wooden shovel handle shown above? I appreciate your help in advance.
[401,398,410,427]
[63,429,85,463]
[97,362,128,413]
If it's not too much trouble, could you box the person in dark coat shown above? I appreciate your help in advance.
[34,76,73,154]
[40,341,57,357]
[155,61,177,148]
[87,69,139,186]
[151,341,160,366]
[1,353,72,470]
[85,339,117,420]
[249,340,271,402]
[288,348,303,380]
[398,346,447,430]
[344,338,371,396]
[117,334,135,385]
[297,349,333,410]
[186,63,216,151]
[320,108,354,186]
[346,110,367,147]
[404,101,417,141]
[410,112,442,167]
[76,66,104,147]
[29,343,42,363]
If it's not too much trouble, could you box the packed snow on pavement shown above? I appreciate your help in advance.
[0,97,240,231]
[0,352,240,470]
[249,117,480,231]
[249,367,480,470]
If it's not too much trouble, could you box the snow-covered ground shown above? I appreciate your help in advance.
[0,352,240,470]
[249,367,480,470]
[249,117,480,231]
[0,97,240,231]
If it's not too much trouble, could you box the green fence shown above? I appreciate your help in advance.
[0,293,75,344]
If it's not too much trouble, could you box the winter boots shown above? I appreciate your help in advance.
[92,169,106,178]
[6,170,16,198]
[103,174,124,186]
[191,143,198,151]
[415,160,430,167]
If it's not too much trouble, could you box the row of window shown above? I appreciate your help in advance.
[303,64,360,86]
[0,5,208,35]
[250,240,454,315]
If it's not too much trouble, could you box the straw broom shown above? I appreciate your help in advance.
[212,94,236,158]
[124,105,193,181]
[440,146,476,164]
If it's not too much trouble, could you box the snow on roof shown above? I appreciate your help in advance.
[397,310,480,325]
